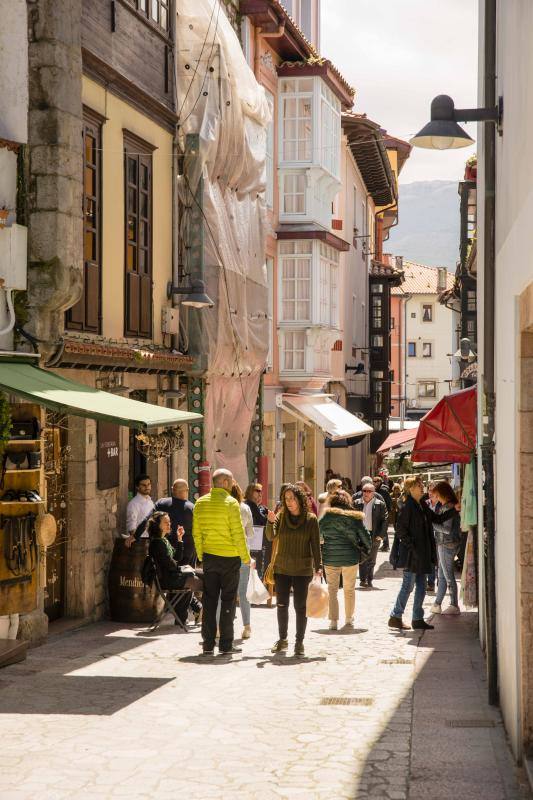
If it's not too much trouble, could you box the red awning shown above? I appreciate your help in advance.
[411,386,477,464]
[377,427,418,454]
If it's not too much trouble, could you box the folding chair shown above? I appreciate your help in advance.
[150,566,192,633]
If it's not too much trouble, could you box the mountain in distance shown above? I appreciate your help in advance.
[386,180,460,270]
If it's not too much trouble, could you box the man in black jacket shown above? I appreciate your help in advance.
[353,484,388,588]
[388,476,439,631]
[134,479,196,565]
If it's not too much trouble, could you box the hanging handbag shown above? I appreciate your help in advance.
[4,452,30,471]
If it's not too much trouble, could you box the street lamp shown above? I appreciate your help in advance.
[410,94,502,150]
[166,279,214,309]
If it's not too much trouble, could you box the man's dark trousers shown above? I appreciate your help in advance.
[201,553,241,651]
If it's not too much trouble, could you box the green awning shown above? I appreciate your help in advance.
[0,359,202,430]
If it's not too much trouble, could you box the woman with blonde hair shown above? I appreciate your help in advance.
[317,478,343,519]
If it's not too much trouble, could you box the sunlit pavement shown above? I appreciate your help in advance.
[0,552,530,800]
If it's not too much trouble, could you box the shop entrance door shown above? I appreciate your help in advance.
[44,412,69,621]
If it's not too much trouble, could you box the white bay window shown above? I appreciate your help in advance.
[283,331,306,371]
[280,241,312,321]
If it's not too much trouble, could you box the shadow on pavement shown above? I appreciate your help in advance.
[352,610,532,799]
[314,628,368,635]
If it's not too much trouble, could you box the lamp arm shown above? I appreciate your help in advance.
[454,104,500,123]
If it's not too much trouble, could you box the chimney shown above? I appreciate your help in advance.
[437,268,447,291]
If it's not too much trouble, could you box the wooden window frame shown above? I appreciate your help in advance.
[128,0,171,32]
[66,108,103,333]
[123,131,155,339]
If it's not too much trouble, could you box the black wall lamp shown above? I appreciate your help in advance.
[345,362,366,375]
[410,94,503,150]
[166,279,214,309]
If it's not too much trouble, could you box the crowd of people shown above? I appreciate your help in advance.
[122,466,465,655]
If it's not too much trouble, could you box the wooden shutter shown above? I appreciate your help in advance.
[124,135,153,338]
[66,111,102,333]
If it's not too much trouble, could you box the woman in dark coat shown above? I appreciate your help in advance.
[148,511,203,625]
[388,476,454,631]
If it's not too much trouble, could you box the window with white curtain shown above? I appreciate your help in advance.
[280,79,313,163]
[320,83,341,177]
[283,331,306,371]
[265,90,274,208]
[283,173,306,214]
[280,240,312,321]
[319,242,339,326]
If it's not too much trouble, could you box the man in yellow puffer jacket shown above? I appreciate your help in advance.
[193,468,250,655]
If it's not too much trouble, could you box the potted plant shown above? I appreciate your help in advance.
[465,155,477,182]
[0,205,9,228]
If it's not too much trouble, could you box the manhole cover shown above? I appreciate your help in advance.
[320,696,374,706]
[380,658,413,665]
[447,719,496,728]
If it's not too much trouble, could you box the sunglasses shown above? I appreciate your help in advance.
[362,489,374,494]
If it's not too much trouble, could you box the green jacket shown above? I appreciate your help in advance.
[319,508,372,566]
[192,488,250,562]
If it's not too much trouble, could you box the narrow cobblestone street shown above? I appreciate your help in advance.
[0,553,530,800]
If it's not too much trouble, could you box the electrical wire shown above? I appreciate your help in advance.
[175,0,220,123]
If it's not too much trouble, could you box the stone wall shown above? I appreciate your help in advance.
[26,0,83,358]
[520,330,533,753]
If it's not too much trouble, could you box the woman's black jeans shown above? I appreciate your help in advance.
[274,573,312,642]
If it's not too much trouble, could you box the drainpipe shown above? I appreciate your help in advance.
[482,0,498,707]
[402,293,412,429]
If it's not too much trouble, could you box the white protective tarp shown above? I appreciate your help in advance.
[176,0,271,486]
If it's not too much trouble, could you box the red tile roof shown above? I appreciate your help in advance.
[391,261,454,295]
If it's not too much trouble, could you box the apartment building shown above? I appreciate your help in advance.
[391,262,456,422]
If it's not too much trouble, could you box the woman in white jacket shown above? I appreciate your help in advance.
[232,482,255,639]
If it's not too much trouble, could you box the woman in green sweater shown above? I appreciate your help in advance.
[265,484,321,657]
[319,492,371,631]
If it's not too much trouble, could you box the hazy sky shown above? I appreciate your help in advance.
[321,0,478,184]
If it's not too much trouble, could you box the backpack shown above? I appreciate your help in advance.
[140,556,156,588]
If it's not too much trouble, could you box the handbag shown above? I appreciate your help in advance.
[246,566,270,604]
[5,452,30,471]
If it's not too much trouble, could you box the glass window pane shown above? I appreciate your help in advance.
[86,198,96,226]
[284,98,297,117]
[128,157,137,185]
[84,166,95,197]
[85,134,95,165]
[127,214,136,242]
[140,221,148,246]
[84,230,95,261]
[128,187,137,215]
[298,98,312,118]
[151,0,158,21]
[141,164,149,190]
[161,6,168,29]
[284,141,296,162]
[141,193,148,218]
[139,0,147,10]
[127,243,135,270]
[299,79,313,92]
[139,249,147,272]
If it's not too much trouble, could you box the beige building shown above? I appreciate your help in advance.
[391,262,456,422]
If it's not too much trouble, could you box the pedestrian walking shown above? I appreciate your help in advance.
[373,475,392,552]
[388,476,454,631]
[319,491,371,630]
[231,482,255,639]
[317,478,342,519]
[429,481,462,615]
[296,481,319,515]
[192,469,250,655]
[353,483,388,588]
[352,475,373,502]
[265,484,321,657]
[244,482,269,577]
[147,511,203,627]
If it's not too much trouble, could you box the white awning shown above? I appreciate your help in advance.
[279,394,373,441]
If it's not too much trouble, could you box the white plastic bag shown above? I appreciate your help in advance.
[306,576,329,619]
[246,567,270,604]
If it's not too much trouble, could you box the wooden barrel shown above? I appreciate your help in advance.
[108,538,163,623]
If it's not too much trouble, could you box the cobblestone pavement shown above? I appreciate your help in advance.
[0,553,530,800]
